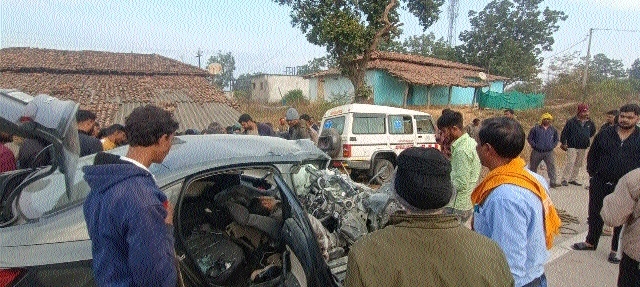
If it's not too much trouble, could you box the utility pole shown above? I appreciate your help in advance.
[196,49,203,68]
[581,28,593,101]
[447,0,460,47]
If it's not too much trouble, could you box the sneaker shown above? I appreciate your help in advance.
[568,181,582,186]
[561,180,568,186]
[608,252,620,264]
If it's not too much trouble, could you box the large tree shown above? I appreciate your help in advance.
[587,53,626,80]
[630,59,640,80]
[458,0,566,84]
[206,51,236,90]
[275,0,445,102]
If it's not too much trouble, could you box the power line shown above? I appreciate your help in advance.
[593,28,640,33]
[548,36,588,59]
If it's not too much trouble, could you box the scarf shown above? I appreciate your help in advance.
[472,157,561,249]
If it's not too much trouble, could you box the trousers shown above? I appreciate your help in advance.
[561,148,586,182]
[529,150,557,185]
[586,177,622,250]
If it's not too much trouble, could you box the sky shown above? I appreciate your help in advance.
[1,0,639,79]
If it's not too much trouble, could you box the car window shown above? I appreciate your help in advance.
[388,115,413,134]
[322,116,345,135]
[352,114,385,134]
[415,115,435,134]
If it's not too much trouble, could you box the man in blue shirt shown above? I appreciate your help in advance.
[473,117,560,287]
[527,113,560,188]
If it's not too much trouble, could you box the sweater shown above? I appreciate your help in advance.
[83,152,177,287]
[602,168,640,262]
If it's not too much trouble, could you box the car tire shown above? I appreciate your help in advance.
[371,158,394,185]
[349,169,364,182]
[318,128,341,158]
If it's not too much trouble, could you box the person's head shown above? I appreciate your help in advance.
[286,107,300,127]
[124,105,179,163]
[309,116,316,125]
[476,117,525,170]
[436,110,464,141]
[472,118,480,126]
[102,124,127,145]
[503,109,515,118]
[393,147,453,213]
[605,110,619,125]
[279,117,288,127]
[577,103,589,119]
[0,132,12,144]
[76,109,97,133]
[238,114,256,131]
[299,114,312,127]
[617,104,640,130]
[203,122,225,134]
[540,113,553,126]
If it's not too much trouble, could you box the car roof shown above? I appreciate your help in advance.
[322,103,431,118]
[144,134,330,183]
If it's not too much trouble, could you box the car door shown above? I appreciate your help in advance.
[414,115,438,148]
[0,89,80,199]
[387,114,415,155]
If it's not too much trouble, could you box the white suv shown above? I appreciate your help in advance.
[318,104,439,183]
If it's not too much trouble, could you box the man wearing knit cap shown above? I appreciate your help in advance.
[345,147,514,287]
[559,103,595,186]
[527,113,560,188]
[473,117,561,287]
[285,107,310,140]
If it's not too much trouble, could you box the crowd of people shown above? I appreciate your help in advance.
[1,102,640,287]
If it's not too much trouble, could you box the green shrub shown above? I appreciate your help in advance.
[282,89,308,105]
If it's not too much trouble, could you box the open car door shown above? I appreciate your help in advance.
[0,89,80,199]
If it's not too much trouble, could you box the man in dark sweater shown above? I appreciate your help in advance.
[83,105,179,286]
[559,103,596,186]
[528,113,560,188]
[76,110,103,157]
[238,113,275,136]
[572,104,640,264]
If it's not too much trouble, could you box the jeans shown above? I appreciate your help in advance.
[529,150,557,185]
[522,273,547,287]
[586,177,621,250]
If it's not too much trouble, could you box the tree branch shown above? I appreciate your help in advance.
[368,0,398,53]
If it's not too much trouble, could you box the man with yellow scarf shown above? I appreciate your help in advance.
[473,117,561,287]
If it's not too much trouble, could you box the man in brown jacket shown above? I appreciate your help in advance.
[344,147,514,287]
[602,168,640,286]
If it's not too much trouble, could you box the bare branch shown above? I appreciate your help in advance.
[368,0,399,53]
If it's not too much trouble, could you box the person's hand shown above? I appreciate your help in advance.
[258,196,278,212]
[226,202,250,225]
[164,201,174,225]
[560,144,568,151]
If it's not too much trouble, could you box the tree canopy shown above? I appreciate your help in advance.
[206,51,236,90]
[379,32,457,61]
[275,0,445,102]
[458,0,567,84]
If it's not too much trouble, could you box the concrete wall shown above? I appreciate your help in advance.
[251,74,309,103]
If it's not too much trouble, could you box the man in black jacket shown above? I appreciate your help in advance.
[572,104,640,264]
[76,110,103,157]
[559,103,595,186]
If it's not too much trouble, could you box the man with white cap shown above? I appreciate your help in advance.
[527,112,560,188]
[285,107,310,140]
[345,147,514,287]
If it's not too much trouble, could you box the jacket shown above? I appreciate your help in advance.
[586,126,640,183]
[79,130,103,156]
[344,213,514,287]
[602,168,640,262]
[83,152,177,287]
[527,124,559,152]
[560,116,595,149]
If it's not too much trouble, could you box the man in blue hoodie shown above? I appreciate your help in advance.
[83,105,179,287]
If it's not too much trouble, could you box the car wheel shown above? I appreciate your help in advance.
[349,170,364,182]
[371,159,394,185]
[318,128,341,158]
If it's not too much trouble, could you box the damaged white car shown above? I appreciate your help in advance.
[0,89,399,287]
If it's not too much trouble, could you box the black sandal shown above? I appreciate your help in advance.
[572,242,596,251]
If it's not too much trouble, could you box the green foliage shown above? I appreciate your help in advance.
[297,56,337,75]
[206,51,236,90]
[328,91,353,105]
[585,53,626,80]
[233,90,251,102]
[458,0,567,83]
[233,73,260,92]
[379,33,458,61]
[630,59,640,80]
[282,89,308,105]
[275,0,445,103]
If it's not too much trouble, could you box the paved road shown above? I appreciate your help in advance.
[537,167,620,287]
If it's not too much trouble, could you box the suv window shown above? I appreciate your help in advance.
[415,115,435,134]
[322,116,345,135]
[352,113,385,134]
[388,115,413,134]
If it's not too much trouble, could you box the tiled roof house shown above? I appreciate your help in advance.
[305,51,508,106]
[0,47,241,131]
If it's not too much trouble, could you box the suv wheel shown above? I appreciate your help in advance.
[371,159,394,184]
